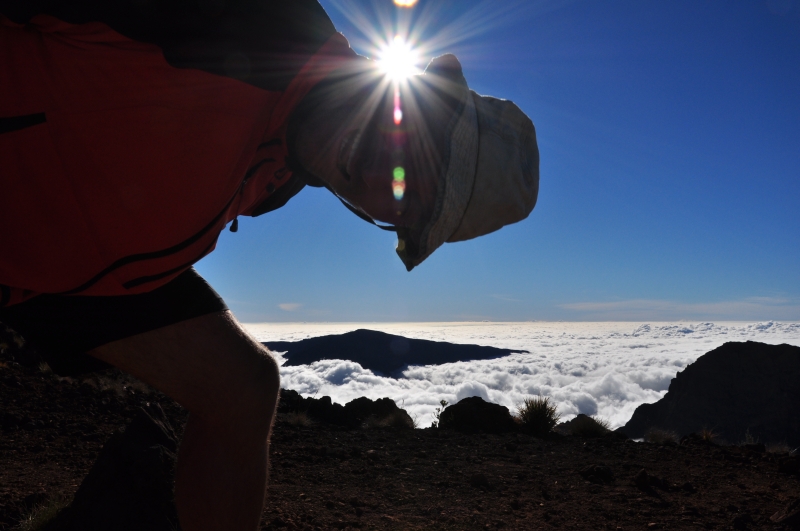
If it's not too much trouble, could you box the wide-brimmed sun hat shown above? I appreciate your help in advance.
[396,54,539,271]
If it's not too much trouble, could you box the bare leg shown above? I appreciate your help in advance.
[88,310,279,531]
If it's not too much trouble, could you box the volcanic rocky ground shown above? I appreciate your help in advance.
[2,352,800,530]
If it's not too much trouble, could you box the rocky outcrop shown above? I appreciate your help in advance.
[556,414,618,438]
[621,341,800,445]
[265,329,527,376]
[47,404,178,531]
[279,389,414,428]
[438,396,518,434]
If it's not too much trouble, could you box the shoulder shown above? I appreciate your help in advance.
[1,0,338,91]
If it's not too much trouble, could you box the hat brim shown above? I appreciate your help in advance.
[396,83,478,271]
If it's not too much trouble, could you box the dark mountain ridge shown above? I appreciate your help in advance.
[621,341,800,446]
[263,328,527,375]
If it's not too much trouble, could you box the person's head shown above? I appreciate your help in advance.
[289,52,539,270]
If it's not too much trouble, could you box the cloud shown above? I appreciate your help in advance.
[251,320,800,429]
[559,297,800,321]
[278,303,303,312]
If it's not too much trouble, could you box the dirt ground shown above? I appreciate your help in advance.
[1,356,799,531]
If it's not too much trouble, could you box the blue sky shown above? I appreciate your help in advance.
[196,0,800,322]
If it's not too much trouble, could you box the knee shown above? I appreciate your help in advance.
[203,346,280,431]
[236,349,281,423]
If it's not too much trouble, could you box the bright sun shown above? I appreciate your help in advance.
[378,36,420,81]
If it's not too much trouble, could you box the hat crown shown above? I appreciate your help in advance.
[396,54,539,270]
[447,94,539,243]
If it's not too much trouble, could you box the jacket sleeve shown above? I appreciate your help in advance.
[0,0,337,91]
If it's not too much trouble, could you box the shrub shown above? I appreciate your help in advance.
[363,411,415,430]
[742,429,760,445]
[644,428,679,445]
[430,399,448,428]
[568,415,611,438]
[698,427,719,444]
[766,442,793,455]
[285,411,314,427]
[515,396,560,437]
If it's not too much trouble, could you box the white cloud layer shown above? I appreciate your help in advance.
[245,321,800,429]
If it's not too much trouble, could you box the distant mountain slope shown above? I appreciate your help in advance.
[263,329,527,375]
[620,341,800,446]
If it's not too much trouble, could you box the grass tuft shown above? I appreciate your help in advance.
[644,428,679,445]
[363,411,414,430]
[15,494,70,531]
[742,429,761,446]
[766,442,793,455]
[285,411,314,428]
[698,427,719,444]
[515,396,560,437]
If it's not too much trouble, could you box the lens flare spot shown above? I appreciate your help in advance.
[392,180,406,200]
[393,108,403,125]
[393,167,405,181]
[378,36,420,80]
[393,0,418,7]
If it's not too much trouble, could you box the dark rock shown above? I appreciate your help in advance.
[620,342,800,446]
[771,499,800,529]
[731,513,752,530]
[779,455,800,476]
[344,396,413,428]
[265,329,527,376]
[633,469,669,495]
[579,464,614,484]
[278,389,413,429]
[634,469,651,490]
[556,414,610,438]
[438,396,517,434]
[468,473,490,488]
[46,404,179,531]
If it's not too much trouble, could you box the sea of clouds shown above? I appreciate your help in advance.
[244,321,800,429]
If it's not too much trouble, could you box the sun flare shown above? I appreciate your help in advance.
[378,36,420,81]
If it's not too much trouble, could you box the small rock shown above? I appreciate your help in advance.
[579,464,614,484]
[634,469,650,490]
[469,473,490,488]
[771,498,800,528]
[732,513,753,530]
[779,456,800,476]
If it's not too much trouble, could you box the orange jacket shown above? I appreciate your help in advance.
[0,11,354,306]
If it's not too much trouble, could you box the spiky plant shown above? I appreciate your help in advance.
[516,396,560,437]
[698,427,719,444]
